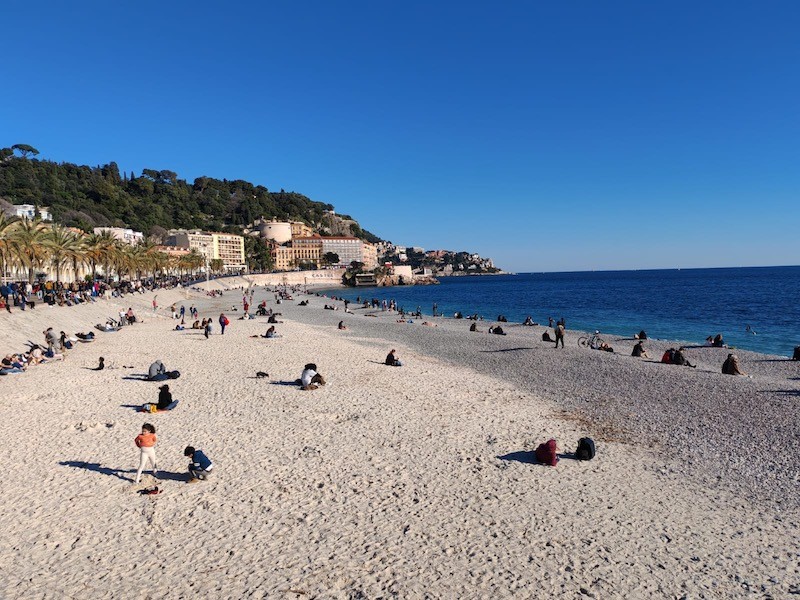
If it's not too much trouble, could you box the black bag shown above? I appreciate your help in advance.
[793,346,800,361]
[168,370,181,379]
[576,438,595,461]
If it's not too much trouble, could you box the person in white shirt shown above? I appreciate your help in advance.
[299,363,325,390]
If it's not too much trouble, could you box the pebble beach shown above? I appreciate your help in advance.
[0,281,798,598]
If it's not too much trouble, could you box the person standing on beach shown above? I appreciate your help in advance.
[152,296,158,313]
[204,320,212,338]
[432,303,438,317]
[554,322,565,348]
[134,423,158,484]
[219,313,229,335]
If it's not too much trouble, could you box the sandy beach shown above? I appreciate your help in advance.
[0,284,798,598]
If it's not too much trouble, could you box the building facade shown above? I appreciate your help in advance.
[93,227,144,245]
[320,236,363,267]
[165,230,246,272]
[14,204,52,221]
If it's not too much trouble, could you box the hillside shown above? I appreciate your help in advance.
[0,146,381,243]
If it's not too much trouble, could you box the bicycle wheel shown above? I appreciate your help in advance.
[577,336,588,347]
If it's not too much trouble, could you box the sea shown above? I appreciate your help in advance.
[321,266,800,356]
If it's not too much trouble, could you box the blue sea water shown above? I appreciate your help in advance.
[323,266,800,356]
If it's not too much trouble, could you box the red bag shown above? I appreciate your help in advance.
[223,317,230,326]
[535,439,558,466]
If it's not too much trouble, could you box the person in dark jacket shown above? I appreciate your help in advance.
[184,446,214,481]
[157,385,173,410]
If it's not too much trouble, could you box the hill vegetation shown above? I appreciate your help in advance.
[0,145,381,243]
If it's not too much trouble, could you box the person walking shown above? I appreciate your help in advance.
[554,322,565,349]
[134,423,158,484]
[219,313,229,335]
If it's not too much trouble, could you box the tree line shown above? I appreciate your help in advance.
[0,214,208,284]
[0,146,381,243]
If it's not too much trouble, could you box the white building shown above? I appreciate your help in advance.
[93,227,144,245]
[15,204,52,221]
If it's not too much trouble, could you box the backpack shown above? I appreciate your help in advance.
[534,439,558,466]
[793,346,800,361]
[576,438,595,461]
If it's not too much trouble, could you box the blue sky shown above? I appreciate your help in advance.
[2,1,798,272]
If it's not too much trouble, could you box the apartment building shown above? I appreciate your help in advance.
[165,230,246,272]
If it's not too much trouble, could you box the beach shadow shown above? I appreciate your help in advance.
[497,451,538,464]
[480,347,535,353]
[759,389,800,396]
[59,460,134,482]
[753,358,793,363]
[154,470,192,482]
[366,360,385,365]
[271,380,300,387]
[121,404,144,411]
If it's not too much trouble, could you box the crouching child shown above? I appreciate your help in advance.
[184,446,214,482]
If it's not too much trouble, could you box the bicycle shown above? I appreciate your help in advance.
[577,331,604,348]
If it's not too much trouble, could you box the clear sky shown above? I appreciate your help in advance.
[2,1,798,272]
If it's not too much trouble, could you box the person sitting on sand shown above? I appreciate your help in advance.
[93,356,105,371]
[722,353,746,376]
[299,363,326,390]
[541,330,553,342]
[148,360,167,381]
[469,322,480,332]
[488,325,506,335]
[522,316,535,326]
[155,384,173,410]
[126,308,136,325]
[631,341,649,358]
[191,320,201,329]
[338,321,347,330]
[712,334,726,348]
[264,325,278,339]
[1,355,25,374]
[267,314,281,324]
[635,330,647,340]
[184,446,213,482]
[385,349,403,366]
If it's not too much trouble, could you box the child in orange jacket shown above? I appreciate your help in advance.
[134,423,158,484]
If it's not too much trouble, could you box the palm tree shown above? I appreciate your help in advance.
[8,218,48,283]
[83,230,119,282]
[43,225,81,283]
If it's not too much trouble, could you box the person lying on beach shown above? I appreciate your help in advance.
[299,363,326,390]
[597,342,614,353]
[421,321,437,327]
[722,353,746,376]
[541,330,553,342]
[631,341,649,358]
[338,321,347,330]
[185,446,213,482]
[75,332,95,341]
[488,325,506,335]
[385,349,403,366]
[298,300,309,306]
[1,355,26,374]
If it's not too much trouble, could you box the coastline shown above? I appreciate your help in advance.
[0,285,797,597]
